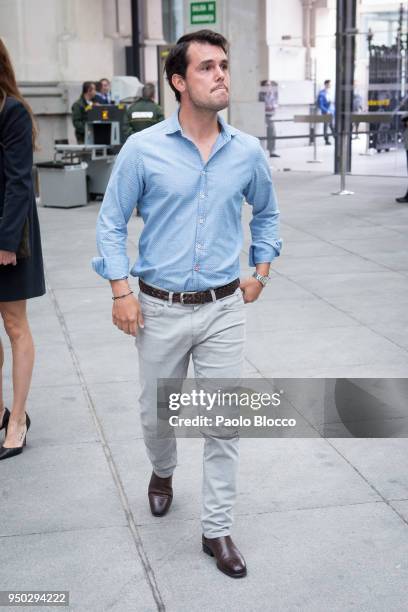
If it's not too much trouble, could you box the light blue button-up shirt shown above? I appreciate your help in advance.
[92,110,282,291]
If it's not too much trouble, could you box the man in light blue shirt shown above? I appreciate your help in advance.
[93,29,282,578]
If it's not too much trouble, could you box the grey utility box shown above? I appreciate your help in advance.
[37,162,87,208]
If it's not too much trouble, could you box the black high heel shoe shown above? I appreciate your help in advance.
[0,407,10,432]
[0,413,31,461]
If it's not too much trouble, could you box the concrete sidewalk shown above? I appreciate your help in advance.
[1,171,408,611]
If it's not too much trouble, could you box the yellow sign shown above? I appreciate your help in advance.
[368,99,390,106]
[102,110,109,120]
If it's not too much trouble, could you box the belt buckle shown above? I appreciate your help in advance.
[179,291,197,304]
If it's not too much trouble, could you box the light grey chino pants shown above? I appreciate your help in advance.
[135,286,245,538]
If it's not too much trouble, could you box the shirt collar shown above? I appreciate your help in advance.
[164,109,238,140]
[164,110,182,134]
[217,113,239,139]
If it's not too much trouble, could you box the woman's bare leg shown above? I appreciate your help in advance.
[0,300,34,447]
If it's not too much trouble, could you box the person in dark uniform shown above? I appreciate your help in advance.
[124,83,164,137]
[0,39,45,460]
[71,81,97,144]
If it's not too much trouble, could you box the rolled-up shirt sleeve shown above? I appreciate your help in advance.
[244,144,282,266]
[92,138,144,279]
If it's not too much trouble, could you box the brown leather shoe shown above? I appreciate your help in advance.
[148,472,173,517]
[202,535,247,578]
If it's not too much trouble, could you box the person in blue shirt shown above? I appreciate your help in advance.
[93,29,282,578]
[317,79,335,144]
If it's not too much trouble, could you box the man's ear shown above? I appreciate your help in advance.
[171,74,185,97]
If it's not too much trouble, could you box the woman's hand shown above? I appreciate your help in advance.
[0,250,17,266]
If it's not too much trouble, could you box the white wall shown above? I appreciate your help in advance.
[54,0,114,82]
[0,0,115,83]
[267,0,336,85]
[0,0,134,159]
[267,0,304,81]
[314,6,336,87]
[266,0,310,148]
[1,0,58,81]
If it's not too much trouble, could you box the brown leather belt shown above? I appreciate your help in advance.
[139,278,240,305]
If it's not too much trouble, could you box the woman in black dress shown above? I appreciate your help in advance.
[0,39,45,460]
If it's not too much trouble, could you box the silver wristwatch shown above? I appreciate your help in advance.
[252,272,270,287]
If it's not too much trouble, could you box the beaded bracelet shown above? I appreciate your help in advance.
[112,290,134,301]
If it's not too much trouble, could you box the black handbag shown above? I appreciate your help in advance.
[17,218,31,258]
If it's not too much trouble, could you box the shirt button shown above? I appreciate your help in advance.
[199,217,205,224]
[201,171,206,176]
[200,193,205,198]
[194,265,200,271]
[196,243,202,249]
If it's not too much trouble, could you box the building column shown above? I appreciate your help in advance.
[143,0,166,93]
[301,0,317,80]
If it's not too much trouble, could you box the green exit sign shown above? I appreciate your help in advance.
[190,2,216,25]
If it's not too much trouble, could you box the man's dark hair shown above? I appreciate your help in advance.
[97,78,110,91]
[324,79,331,86]
[142,82,155,100]
[164,29,228,102]
[82,81,95,95]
